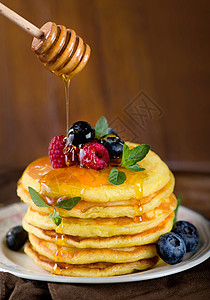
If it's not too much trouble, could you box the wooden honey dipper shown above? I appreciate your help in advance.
[0,2,91,79]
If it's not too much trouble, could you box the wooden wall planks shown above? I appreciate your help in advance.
[0,0,209,172]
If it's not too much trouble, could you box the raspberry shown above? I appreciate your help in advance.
[48,135,66,168]
[80,142,110,170]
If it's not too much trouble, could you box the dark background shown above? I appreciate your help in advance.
[0,0,209,217]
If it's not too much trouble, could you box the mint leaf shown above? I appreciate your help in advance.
[108,168,126,185]
[55,197,81,210]
[173,195,182,224]
[120,144,150,171]
[121,143,130,164]
[28,187,49,207]
[128,144,150,164]
[49,211,60,218]
[95,116,109,138]
[49,211,62,226]
[125,164,145,172]
[52,216,62,226]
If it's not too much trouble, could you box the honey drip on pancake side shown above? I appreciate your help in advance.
[130,174,143,223]
[54,222,65,273]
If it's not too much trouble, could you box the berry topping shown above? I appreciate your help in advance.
[6,225,28,251]
[80,142,110,170]
[68,121,95,146]
[172,221,199,252]
[100,134,124,159]
[156,232,186,265]
[48,135,66,168]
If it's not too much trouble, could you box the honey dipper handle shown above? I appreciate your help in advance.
[0,2,43,38]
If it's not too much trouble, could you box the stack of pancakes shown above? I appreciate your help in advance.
[17,142,177,277]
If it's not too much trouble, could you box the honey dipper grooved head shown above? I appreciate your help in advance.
[32,22,91,79]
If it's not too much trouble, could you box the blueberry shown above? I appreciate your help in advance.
[68,121,95,146]
[108,128,119,136]
[172,221,199,252]
[6,225,28,251]
[156,232,186,265]
[100,134,124,159]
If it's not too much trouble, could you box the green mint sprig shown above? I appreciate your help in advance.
[49,211,62,226]
[28,187,81,226]
[28,187,50,207]
[173,195,182,225]
[108,144,150,185]
[95,116,109,139]
[108,168,127,185]
[55,197,82,210]
[121,144,150,171]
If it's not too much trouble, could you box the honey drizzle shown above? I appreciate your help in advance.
[63,76,71,136]
[31,22,91,274]
[132,175,143,223]
[54,220,65,273]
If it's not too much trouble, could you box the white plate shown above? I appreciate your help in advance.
[0,203,209,283]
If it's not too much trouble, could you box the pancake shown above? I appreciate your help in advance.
[18,172,175,218]
[23,194,176,237]
[23,212,174,248]
[28,233,157,264]
[20,142,171,202]
[25,242,159,277]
